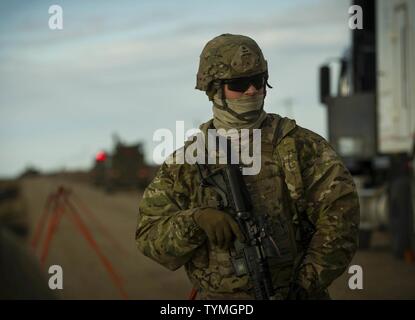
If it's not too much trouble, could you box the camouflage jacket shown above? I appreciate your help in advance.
[136,113,360,299]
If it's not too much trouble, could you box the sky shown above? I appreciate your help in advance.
[0,0,351,178]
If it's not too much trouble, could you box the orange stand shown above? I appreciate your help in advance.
[31,186,128,299]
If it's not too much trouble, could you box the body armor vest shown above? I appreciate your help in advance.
[184,113,315,300]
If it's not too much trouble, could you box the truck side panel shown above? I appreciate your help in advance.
[377,0,415,154]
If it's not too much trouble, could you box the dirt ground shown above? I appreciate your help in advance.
[14,176,415,300]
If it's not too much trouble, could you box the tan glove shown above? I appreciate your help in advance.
[194,208,245,249]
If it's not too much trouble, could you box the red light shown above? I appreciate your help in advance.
[96,151,107,162]
[138,168,149,178]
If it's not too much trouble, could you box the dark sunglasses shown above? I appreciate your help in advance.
[223,73,265,92]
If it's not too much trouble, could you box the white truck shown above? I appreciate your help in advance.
[319,0,414,257]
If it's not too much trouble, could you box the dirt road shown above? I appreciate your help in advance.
[21,176,191,300]
[18,176,415,300]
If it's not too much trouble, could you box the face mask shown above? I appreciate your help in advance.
[212,93,267,130]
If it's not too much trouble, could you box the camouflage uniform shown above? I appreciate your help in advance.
[135,34,360,300]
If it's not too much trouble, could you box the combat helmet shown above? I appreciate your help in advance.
[195,33,272,100]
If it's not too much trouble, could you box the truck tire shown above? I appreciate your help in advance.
[389,176,412,259]
[358,229,372,249]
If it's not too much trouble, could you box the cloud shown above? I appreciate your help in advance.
[0,0,351,177]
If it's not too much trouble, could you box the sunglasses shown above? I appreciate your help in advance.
[223,73,265,92]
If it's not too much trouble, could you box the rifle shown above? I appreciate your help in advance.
[197,138,280,300]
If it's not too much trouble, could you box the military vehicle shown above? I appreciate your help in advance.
[319,0,414,257]
[91,137,156,192]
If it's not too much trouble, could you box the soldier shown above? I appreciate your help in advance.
[135,34,360,300]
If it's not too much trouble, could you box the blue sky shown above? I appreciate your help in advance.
[0,0,351,178]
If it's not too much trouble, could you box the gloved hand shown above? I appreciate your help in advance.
[194,208,245,249]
